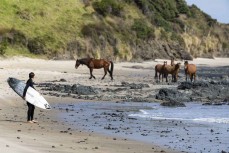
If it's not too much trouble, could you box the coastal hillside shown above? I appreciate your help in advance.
[0,0,229,61]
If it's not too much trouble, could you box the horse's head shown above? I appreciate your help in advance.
[184,61,189,65]
[175,63,181,70]
[184,61,188,69]
[75,59,80,69]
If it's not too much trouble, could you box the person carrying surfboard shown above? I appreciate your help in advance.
[23,72,38,123]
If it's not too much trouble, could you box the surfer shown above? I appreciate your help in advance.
[23,72,38,123]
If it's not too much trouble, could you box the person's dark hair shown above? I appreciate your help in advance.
[29,72,35,78]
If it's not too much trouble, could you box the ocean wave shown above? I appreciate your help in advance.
[139,109,149,115]
[129,113,229,124]
[193,118,229,124]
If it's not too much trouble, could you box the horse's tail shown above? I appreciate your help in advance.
[109,61,114,80]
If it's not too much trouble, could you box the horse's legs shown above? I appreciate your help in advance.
[165,74,168,82]
[159,73,161,82]
[172,74,175,82]
[102,68,107,80]
[193,73,196,82]
[155,71,158,79]
[175,74,178,82]
[89,68,96,79]
[89,68,92,79]
[190,74,193,82]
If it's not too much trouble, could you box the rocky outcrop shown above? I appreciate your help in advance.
[39,83,100,95]
[160,100,186,107]
[155,88,190,102]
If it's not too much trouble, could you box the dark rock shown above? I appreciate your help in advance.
[160,100,186,107]
[60,78,67,82]
[121,81,149,89]
[40,83,99,95]
[178,82,193,90]
[202,102,212,105]
[71,84,99,95]
[178,81,209,90]
[156,88,189,102]
[177,81,229,102]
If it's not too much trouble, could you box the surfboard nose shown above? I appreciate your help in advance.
[7,77,18,86]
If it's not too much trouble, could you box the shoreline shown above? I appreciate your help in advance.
[0,96,179,153]
[55,101,229,153]
[1,57,229,153]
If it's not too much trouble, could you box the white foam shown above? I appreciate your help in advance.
[193,118,229,124]
[139,109,149,115]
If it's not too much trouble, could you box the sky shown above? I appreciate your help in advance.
[185,0,229,24]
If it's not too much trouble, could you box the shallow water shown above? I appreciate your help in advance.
[130,103,229,124]
[56,102,229,153]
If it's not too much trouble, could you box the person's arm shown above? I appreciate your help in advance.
[23,79,33,98]
[23,83,29,98]
[31,81,35,90]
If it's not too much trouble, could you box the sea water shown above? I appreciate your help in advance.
[129,103,229,124]
[57,102,229,153]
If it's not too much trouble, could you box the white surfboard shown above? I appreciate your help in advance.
[7,77,51,110]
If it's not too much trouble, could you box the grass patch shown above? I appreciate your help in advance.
[4,46,41,58]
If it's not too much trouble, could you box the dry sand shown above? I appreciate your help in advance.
[0,57,229,153]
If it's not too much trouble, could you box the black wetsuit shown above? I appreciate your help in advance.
[23,78,35,121]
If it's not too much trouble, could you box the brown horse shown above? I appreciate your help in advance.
[184,61,196,82]
[163,63,181,82]
[75,58,114,80]
[155,61,167,81]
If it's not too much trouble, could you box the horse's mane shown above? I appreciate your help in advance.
[78,57,93,64]
[175,63,181,69]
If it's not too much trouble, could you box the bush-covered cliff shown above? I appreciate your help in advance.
[0,0,229,61]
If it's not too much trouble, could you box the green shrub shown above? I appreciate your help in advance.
[8,29,27,46]
[16,8,33,20]
[92,0,124,16]
[28,37,46,54]
[0,40,7,55]
[171,32,184,45]
[123,0,133,4]
[175,0,190,15]
[153,15,172,32]
[160,29,169,41]
[172,18,185,32]
[81,23,115,46]
[203,13,217,27]
[131,19,154,39]
[151,0,178,20]
[222,42,229,49]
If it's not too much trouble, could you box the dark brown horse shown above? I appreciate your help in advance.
[184,61,196,82]
[75,58,114,80]
[155,61,167,82]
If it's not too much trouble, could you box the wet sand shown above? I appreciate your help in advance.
[0,57,229,153]
[0,96,176,153]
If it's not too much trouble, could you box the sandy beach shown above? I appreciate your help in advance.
[0,57,229,153]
